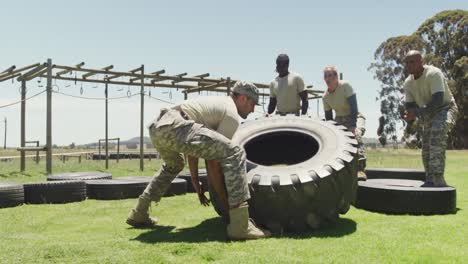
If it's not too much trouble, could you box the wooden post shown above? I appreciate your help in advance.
[139,65,144,171]
[105,80,109,169]
[46,59,52,175]
[3,117,6,150]
[20,80,26,171]
[117,138,120,163]
[226,77,231,96]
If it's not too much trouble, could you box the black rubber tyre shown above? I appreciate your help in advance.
[0,182,24,208]
[47,172,112,181]
[164,178,187,197]
[86,179,148,200]
[355,179,456,215]
[365,168,426,181]
[209,117,358,232]
[116,176,152,183]
[119,176,187,196]
[23,181,86,204]
[177,170,208,193]
[86,177,187,200]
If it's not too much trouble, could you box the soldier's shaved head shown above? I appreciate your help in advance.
[405,50,422,59]
[404,50,424,77]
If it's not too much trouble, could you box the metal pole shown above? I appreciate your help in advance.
[105,80,109,169]
[117,138,120,163]
[3,117,6,150]
[46,59,52,175]
[340,73,343,80]
[35,141,39,164]
[226,77,231,96]
[139,65,144,171]
[317,100,319,117]
[20,80,26,171]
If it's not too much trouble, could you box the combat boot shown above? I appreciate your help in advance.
[357,171,367,181]
[226,202,271,240]
[126,196,158,228]
[357,158,367,181]
[432,175,448,187]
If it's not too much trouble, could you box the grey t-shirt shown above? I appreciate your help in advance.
[269,72,305,113]
[177,96,240,139]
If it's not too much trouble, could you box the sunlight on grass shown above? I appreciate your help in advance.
[0,149,467,263]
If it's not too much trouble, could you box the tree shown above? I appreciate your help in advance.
[369,10,468,148]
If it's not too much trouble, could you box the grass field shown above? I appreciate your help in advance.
[0,149,466,263]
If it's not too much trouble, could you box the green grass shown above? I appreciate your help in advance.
[0,149,467,263]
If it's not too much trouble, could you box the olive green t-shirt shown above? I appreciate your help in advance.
[269,72,305,113]
[322,81,354,117]
[177,96,240,139]
[403,65,453,107]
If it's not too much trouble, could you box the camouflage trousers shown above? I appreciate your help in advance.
[421,104,458,183]
[141,109,250,208]
[335,113,367,170]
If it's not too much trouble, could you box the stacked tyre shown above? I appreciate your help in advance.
[355,168,457,215]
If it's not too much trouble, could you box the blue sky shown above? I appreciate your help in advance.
[1,1,466,146]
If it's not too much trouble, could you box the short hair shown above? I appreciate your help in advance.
[276,54,290,64]
[323,66,339,76]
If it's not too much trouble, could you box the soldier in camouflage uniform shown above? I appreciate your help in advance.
[127,81,271,240]
[403,50,458,187]
[322,66,367,180]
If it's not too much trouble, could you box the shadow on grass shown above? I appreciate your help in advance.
[131,217,357,243]
[131,217,227,243]
[281,217,357,239]
[0,171,39,178]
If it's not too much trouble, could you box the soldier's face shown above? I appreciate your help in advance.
[405,55,423,75]
[237,96,255,119]
[276,60,289,76]
[324,70,338,87]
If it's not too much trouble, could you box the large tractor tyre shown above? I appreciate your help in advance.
[365,168,426,181]
[23,181,87,204]
[355,179,456,215]
[47,172,112,181]
[210,117,358,232]
[0,183,24,208]
[177,170,208,193]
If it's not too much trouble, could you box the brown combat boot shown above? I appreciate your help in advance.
[357,170,367,181]
[126,196,158,228]
[357,158,367,181]
[226,202,271,240]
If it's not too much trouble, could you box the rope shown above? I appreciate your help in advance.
[146,94,175,105]
[0,90,47,109]
[52,90,140,100]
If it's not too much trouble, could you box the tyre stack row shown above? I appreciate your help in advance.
[0,171,190,208]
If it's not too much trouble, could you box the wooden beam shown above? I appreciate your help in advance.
[0,63,41,79]
[0,73,21,82]
[1,65,15,74]
[39,74,199,89]
[150,69,165,75]
[104,74,124,81]
[56,62,85,76]
[82,65,113,79]
[194,73,209,78]
[130,70,165,83]
[17,64,48,81]
[129,66,143,73]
